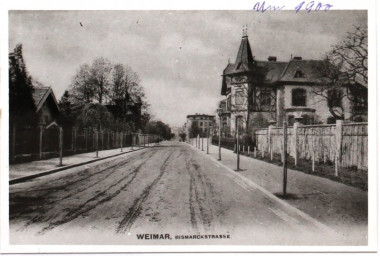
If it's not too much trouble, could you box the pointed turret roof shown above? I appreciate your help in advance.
[232,35,254,73]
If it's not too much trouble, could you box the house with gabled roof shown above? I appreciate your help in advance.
[32,86,60,127]
[219,33,367,135]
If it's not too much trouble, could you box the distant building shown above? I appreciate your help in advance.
[219,32,367,135]
[32,86,60,127]
[186,114,215,138]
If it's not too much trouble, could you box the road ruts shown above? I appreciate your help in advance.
[185,149,220,233]
[10,149,156,234]
[116,150,174,233]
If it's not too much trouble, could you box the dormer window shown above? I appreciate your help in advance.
[294,69,304,78]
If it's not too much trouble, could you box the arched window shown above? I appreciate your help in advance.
[292,88,307,106]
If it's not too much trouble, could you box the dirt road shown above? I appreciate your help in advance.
[10,142,347,245]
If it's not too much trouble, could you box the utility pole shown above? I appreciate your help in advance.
[283,119,288,196]
[236,115,242,171]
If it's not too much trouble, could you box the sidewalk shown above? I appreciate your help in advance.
[190,141,368,245]
[9,145,147,181]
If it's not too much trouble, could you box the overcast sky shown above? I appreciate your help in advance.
[9,10,367,127]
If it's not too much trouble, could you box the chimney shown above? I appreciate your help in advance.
[293,56,302,60]
[268,56,277,62]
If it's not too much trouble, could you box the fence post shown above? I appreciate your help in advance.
[59,127,63,166]
[268,124,274,161]
[293,122,299,166]
[39,125,44,159]
[71,127,75,152]
[84,128,88,151]
[101,130,104,150]
[335,120,343,176]
[95,129,99,158]
[201,136,204,151]
[312,151,315,172]
[120,132,123,152]
[248,146,250,155]
[11,124,16,163]
[74,127,77,153]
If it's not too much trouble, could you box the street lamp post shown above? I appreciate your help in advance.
[236,115,243,171]
[206,129,209,154]
[217,108,222,161]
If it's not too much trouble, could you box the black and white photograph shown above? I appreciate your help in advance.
[1,0,377,253]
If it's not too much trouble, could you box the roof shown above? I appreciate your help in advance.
[231,35,255,73]
[32,86,60,112]
[256,61,288,83]
[222,34,331,89]
[278,59,327,83]
[187,114,215,119]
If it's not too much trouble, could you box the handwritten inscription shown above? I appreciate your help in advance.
[253,1,333,13]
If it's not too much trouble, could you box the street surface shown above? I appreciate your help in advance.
[10,142,346,245]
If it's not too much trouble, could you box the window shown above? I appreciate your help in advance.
[235,89,245,105]
[259,91,272,106]
[200,122,203,126]
[327,117,336,124]
[327,89,342,108]
[292,88,306,106]
[294,69,304,78]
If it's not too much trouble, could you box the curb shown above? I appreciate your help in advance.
[9,147,146,185]
[185,142,341,237]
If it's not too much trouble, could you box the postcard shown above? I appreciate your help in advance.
[0,0,377,253]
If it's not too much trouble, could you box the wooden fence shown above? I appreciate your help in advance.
[254,121,367,170]
[10,125,160,164]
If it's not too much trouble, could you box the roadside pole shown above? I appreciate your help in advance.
[236,116,242,171]
[201,136,204,151]
[206,130,209,154]
[58,127,63,166]
[95,129,99,158]
[237,126,240,170]
[120,132,123,152]
[283,119,288,196]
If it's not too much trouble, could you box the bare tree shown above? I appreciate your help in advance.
[90,57,113,104]
[111,64,144,101]
[71,64,94,104]
[312,25,368,120]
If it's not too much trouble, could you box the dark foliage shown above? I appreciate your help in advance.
[9,44,38,127]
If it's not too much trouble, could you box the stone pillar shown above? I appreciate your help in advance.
[335,120,344,176]
[268,124,275,161]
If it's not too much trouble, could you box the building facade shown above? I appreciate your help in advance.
[219,33,367,136]
[32,86,60,127]
[186,114,215,138]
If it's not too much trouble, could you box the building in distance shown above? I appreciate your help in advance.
[186,114,215,138]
